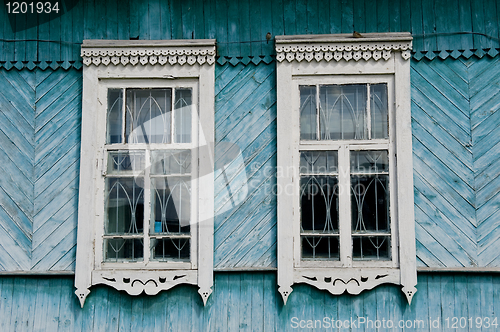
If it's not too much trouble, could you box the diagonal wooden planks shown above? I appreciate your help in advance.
[0,69,81,272]
[413,57,500,268]
[213,63,277,269]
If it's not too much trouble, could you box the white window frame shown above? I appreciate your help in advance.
[75,40,216,307]
[275,33,417,304]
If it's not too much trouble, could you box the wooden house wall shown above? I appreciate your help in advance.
[0,272,499,331]
[2,56,500,272]
[2,0,500,69]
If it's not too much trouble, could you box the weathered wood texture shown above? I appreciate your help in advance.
[0,273,498,331]
[214,63,277,269]
[1,0,500,69]
[412,57,500,268]
[2,58,500,272]
[0,68,81,272]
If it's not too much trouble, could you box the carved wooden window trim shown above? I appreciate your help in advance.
[276,33,417,304]
[75,40,216,307]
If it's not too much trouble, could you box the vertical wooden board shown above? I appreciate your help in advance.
[283,0,296,35]
[316,0,329,35]
[427,275,442,331]
[57,278,76,332]
[480,275,494,329]
[353,0,366,33]
[251,273,264,332]
[129,295,144,331]
[203,0,216,39]
[10,277,26,332]
[422,0,437,52]
[341,0,354,33]
[239,273,252,330]
[159,0,172,40]
[214,273,229,332]
[471,0,487,49]
[215,0,228,56]
[49,11,62,61]
[181,0,194,39]
[458,0,474,50]
[493,277,500,332]
[129,0,139,39]
[138,0,149,40]
[60,4,73,61]
[410,0,424,53]
[44,278,62,331]
[260,0,274,57]
[389,0,401,32]
[249,0,261,57]
[239,0,251,56]
[400,0,411,33]
[435,0,452,51]
[467,276,481,329]
[32,279,50,332]
[227,0,240,56]
[0,278,14,331]
[116,0,130,40]
[227,273,240,331]
[149,0,161,40]
[14,11,26,63]
[338,293,352,332]
[295,0,307,34]
[482,0,498,50]
[193,0,205,39]
[364,0,377,33]
[376,0,389,32]
[105,0,118,39]
[272,0,285,37]
[264,274,278,331]
[440,275,455,330]
[117,291,132,332]
[306,0,319,34]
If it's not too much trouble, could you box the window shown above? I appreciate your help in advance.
[275,33,417,304]
[75,40,216,307]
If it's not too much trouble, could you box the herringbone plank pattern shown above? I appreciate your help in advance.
[0,69,81,272]
[413,57,500,267]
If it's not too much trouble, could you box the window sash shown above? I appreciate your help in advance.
[95,83,199,270]
[293,77,398,269]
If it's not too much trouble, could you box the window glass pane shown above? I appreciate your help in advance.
[107,151,145,174]
[320,84,367,140]
[370,84,388,139]
[299,86,317,140]
[174,89,192,143]
[300,151,338,174]
[151,238,190,261]
[105,177,144,235]
[301,176,339,233]
[125,89,172,144]
[301,236,339,260]
[151,177,191,234]
[107,89,123,144]
[104,238,143,262]
[351,174,390,233]
[350,150,389,174]
[352,236,390,260]
[151,150,191,175]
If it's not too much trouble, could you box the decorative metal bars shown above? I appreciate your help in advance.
[104,88,193,263]
[299,84,391,263]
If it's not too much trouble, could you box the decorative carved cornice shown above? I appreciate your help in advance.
[275,32,412,63]
[81,39,216,67]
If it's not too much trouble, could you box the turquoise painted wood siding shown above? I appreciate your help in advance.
[2,0,500,69]
[0,69,81,272]
[214,63,276,269]
[0,273,499,331]
[2,59,500,271]
[412,57,500,268]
